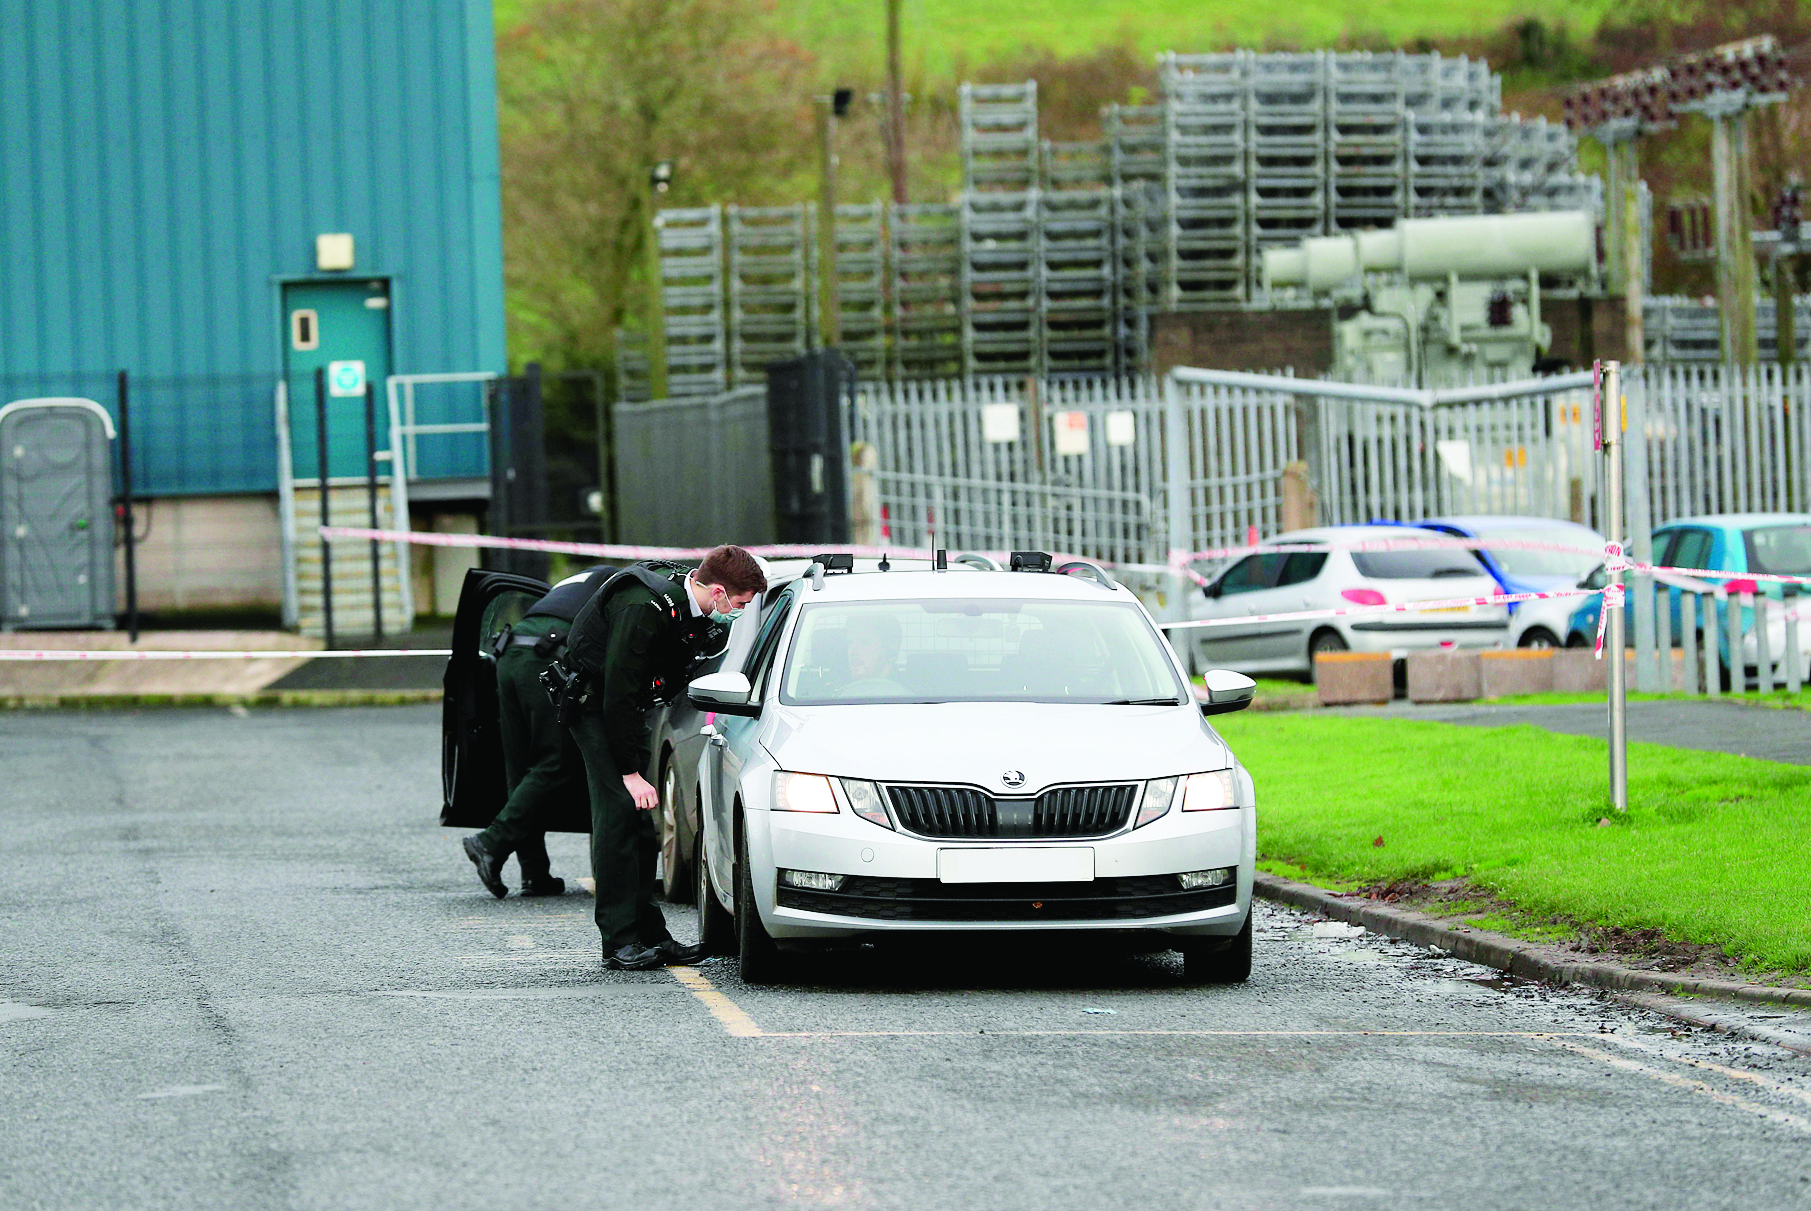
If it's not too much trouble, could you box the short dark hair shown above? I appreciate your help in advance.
[696,545,767,597]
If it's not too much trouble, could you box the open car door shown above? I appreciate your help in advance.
[440,567,552,830]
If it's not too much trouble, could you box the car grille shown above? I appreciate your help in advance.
[884,783,1138,839]
[776,874,1237,921]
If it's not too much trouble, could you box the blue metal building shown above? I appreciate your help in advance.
[0,0,506,614]
[0,0,506,493]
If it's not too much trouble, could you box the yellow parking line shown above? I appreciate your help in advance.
[1541,1036,1811,1136]
[668,966,765,1038]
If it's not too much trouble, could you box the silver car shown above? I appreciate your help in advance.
[1184,524,1510,677]
[678,556,1259,986]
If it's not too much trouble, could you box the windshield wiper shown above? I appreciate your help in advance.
[1103,697,1185,705]
[1428,567,1480,578]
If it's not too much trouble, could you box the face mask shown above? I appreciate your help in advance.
[710,588,745,623]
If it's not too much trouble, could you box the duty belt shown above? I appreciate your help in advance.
[490,626,566,660]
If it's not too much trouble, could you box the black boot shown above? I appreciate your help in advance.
[462,834,509,899]
[516,836,561,897]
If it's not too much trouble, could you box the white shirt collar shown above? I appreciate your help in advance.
[682,571,706,618]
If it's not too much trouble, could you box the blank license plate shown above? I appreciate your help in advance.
[937,847,1095,884]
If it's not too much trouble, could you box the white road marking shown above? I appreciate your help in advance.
[1541,1036,1811,1135]
[1595,1032,1811,1111]
[138,1084,225,1099]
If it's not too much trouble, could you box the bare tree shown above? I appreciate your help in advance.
[498,0,815,370]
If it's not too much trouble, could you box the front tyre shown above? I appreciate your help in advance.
[694,834,734,956]
[734,816,786,985]
[1180,910,1253,984]
[1518,627,1560,650]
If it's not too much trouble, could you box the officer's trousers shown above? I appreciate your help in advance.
[477,614,585,878]
[567,711,671,952]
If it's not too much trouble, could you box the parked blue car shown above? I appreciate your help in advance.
[1564,513,1811,681]
[1414,515,1605,648]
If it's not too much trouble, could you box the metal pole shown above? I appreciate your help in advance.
[365,381,383,643]
[1603,360,1628,812]
[817,97,841,348]
[315,367,335,650]
[1784,584,1803,695]
[1621,140,1646,363]
[115,370,138,642]
[646,197,669,400]
[884,0,907,205]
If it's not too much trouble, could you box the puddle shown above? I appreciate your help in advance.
[1310,921,1368,940]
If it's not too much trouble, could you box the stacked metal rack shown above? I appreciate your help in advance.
[830,203,889,381]
[616,49,1610,396]
[1645,295,1811,362]
[725,204,816,387]
[959,82,1040,192]
[888,203,964,380]
[655,208,730,396]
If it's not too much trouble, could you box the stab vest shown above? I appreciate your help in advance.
[524,565,617,623]
[564,561,724,707]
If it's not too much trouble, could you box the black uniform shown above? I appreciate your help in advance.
[565,569,721,956]
[467,567,614,894]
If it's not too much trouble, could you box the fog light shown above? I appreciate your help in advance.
[780,869,846,892]
[1177,867,1234,890]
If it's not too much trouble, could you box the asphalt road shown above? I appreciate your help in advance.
[4,705,1811,1211]
[1331,699,1810,765]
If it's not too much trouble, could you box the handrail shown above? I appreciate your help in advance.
[1167,366,1596,408]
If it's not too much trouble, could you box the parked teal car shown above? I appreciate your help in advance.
[1564,513,1811,683]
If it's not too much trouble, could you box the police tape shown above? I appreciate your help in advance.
[0,649,452,661]
[1155,586,1604,632]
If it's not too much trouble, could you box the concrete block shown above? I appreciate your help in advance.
[1406,650,1482,702]
[1552,648,1613,693]
[1314,651,1393,705]
[1480,649,1555,698]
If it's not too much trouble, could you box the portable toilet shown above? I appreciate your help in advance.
[0,398,117,630]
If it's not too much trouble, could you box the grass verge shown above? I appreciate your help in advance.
[1217,712,1811,976]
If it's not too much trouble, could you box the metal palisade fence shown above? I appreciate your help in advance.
[848,364,1811,573]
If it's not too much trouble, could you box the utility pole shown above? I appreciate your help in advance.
[646,161,675,399]
[1772,179,1801,367]
[817,89,852,349]
[884,0,907,205]
[1703,99,1760,365]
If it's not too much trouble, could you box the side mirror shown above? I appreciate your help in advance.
[1199,669,1256,717]
[688,671,760,717]
[1202,580,1222,599]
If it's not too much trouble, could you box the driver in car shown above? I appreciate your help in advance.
[839,612,909,696]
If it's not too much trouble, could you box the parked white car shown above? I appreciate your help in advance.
[684,555,1259,985]
[1183,525,1510,677]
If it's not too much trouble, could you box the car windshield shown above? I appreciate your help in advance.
[1349,548,1489,579]
[1744,524,1811,575]
[779,599,1186,706]
[1473,529,1602,579]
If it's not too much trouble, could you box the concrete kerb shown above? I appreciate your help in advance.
[1254,873,1811,1041]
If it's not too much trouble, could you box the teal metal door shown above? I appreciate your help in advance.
[283,280,392,479]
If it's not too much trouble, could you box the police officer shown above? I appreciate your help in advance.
[462,564,617,898]
[566,545,766,970]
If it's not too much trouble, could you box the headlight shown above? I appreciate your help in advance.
[773,772,838,813]
[1135,776,1179,828]
[1182,770,1236,811]
[1135,770,1237,827]
[839,779,893,829]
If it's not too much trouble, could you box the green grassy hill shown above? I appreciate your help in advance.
[772,0,1614,75]
[498,0,1617,79]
